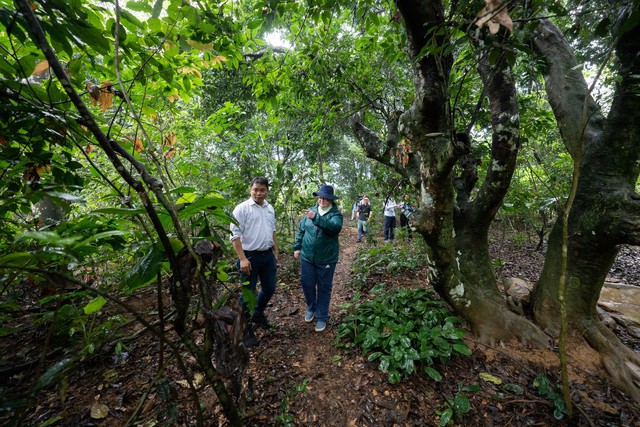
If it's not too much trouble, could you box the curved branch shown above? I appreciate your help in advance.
[531,19,605,158]
[13,0,181,277]
[466,38,520,225]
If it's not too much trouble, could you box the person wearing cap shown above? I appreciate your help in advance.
[293,184,344,332]
[230,177,279,347]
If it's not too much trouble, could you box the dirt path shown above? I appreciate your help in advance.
[245,225,391,425]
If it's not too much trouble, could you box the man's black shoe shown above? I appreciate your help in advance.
[244,333,259,348]
[244,326,259,348]
[252,313,271,329]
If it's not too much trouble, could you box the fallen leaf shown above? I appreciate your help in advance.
[193,373,204,387]
[90,402,109,419]
[479,372,503,384]
[176,379,190,389]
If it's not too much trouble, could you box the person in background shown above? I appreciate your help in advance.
[230,177,279,347]
[357,196,372,242]
[400,194,414,240]
[350,199,358,221]
[382,196,402,242]
[293,184,343,332]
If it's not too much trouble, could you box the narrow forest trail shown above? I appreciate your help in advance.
[244,224,403,425]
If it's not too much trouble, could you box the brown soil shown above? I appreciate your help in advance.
[1,225,639,426]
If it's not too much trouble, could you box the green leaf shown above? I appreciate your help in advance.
[120,9,144,28]
[177,193,197,204]
[83,295,106,315]
[438,407,453,427]
[248,19,263,30]
[33,358,74,392]
[16,231,81,247]
[122,243,166,291]
[453,393,470,413]
[453,343,471,355]
[127,1,152,13]
[93,207,147,216]
[241,282,257,312]
[424,366,442,381]
[367,351,383,362]
[178,197,230,221]
[74,230,129,248]
[0,252,33,267]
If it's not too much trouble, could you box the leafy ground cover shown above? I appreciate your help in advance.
[1,225,639,426]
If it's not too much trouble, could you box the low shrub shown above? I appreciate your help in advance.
[334,288,471,384]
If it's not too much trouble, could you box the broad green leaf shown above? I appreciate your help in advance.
[177,197,230,221]
[83,295,106,315]
[453,343,471,355]
[127,1,153,13]
[438,407,453,427]
[33,358,74,392]
[177,193,197,204]
[73,230,129,248]
[241,281,257,312]
[424,366,442,381]
[122,243,166,292]
[0,252,33,266]
[93,207,147,216]
[453,393,470,413]
[16,231,81,247]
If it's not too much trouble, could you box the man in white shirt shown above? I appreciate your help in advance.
[230,177,279,347]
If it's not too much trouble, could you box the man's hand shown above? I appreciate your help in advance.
[239,258,251,275]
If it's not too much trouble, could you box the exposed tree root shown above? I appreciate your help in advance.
[582,319,640,403]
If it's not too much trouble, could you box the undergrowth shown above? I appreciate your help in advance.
[334,287,471,384]
[349,245,429,292]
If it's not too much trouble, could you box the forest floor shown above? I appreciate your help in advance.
[3,224,640,426]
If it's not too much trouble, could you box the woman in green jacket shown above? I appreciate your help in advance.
[293,185,343,332]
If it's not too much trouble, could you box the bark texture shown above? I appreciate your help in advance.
[531,15,640,400]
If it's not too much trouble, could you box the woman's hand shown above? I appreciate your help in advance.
[294,250,301,260]
[304,209,316,220]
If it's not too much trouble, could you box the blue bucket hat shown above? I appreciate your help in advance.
[313,184,339,200]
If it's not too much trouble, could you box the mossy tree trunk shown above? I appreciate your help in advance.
[530,16,640,401]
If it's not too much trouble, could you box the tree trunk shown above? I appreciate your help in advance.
[530,15,640,400]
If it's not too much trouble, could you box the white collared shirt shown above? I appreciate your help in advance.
[229,198,276,251]
[383,198,397,217]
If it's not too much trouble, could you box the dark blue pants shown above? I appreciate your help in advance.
[300,259,336,323]
[238,250,277,316]
[384,215,396,241]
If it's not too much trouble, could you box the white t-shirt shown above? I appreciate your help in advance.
[229,198,276,251]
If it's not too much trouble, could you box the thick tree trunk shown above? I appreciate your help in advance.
[531,15,640,400]
[391,1,548,344]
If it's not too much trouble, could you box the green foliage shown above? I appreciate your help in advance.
[533,373,567,420]
[436,382,480,426]
[275,378,309,427]
[349,245,428,292]
[335,288,471,384]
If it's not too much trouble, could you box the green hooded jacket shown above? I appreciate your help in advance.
[293,202,343,264]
